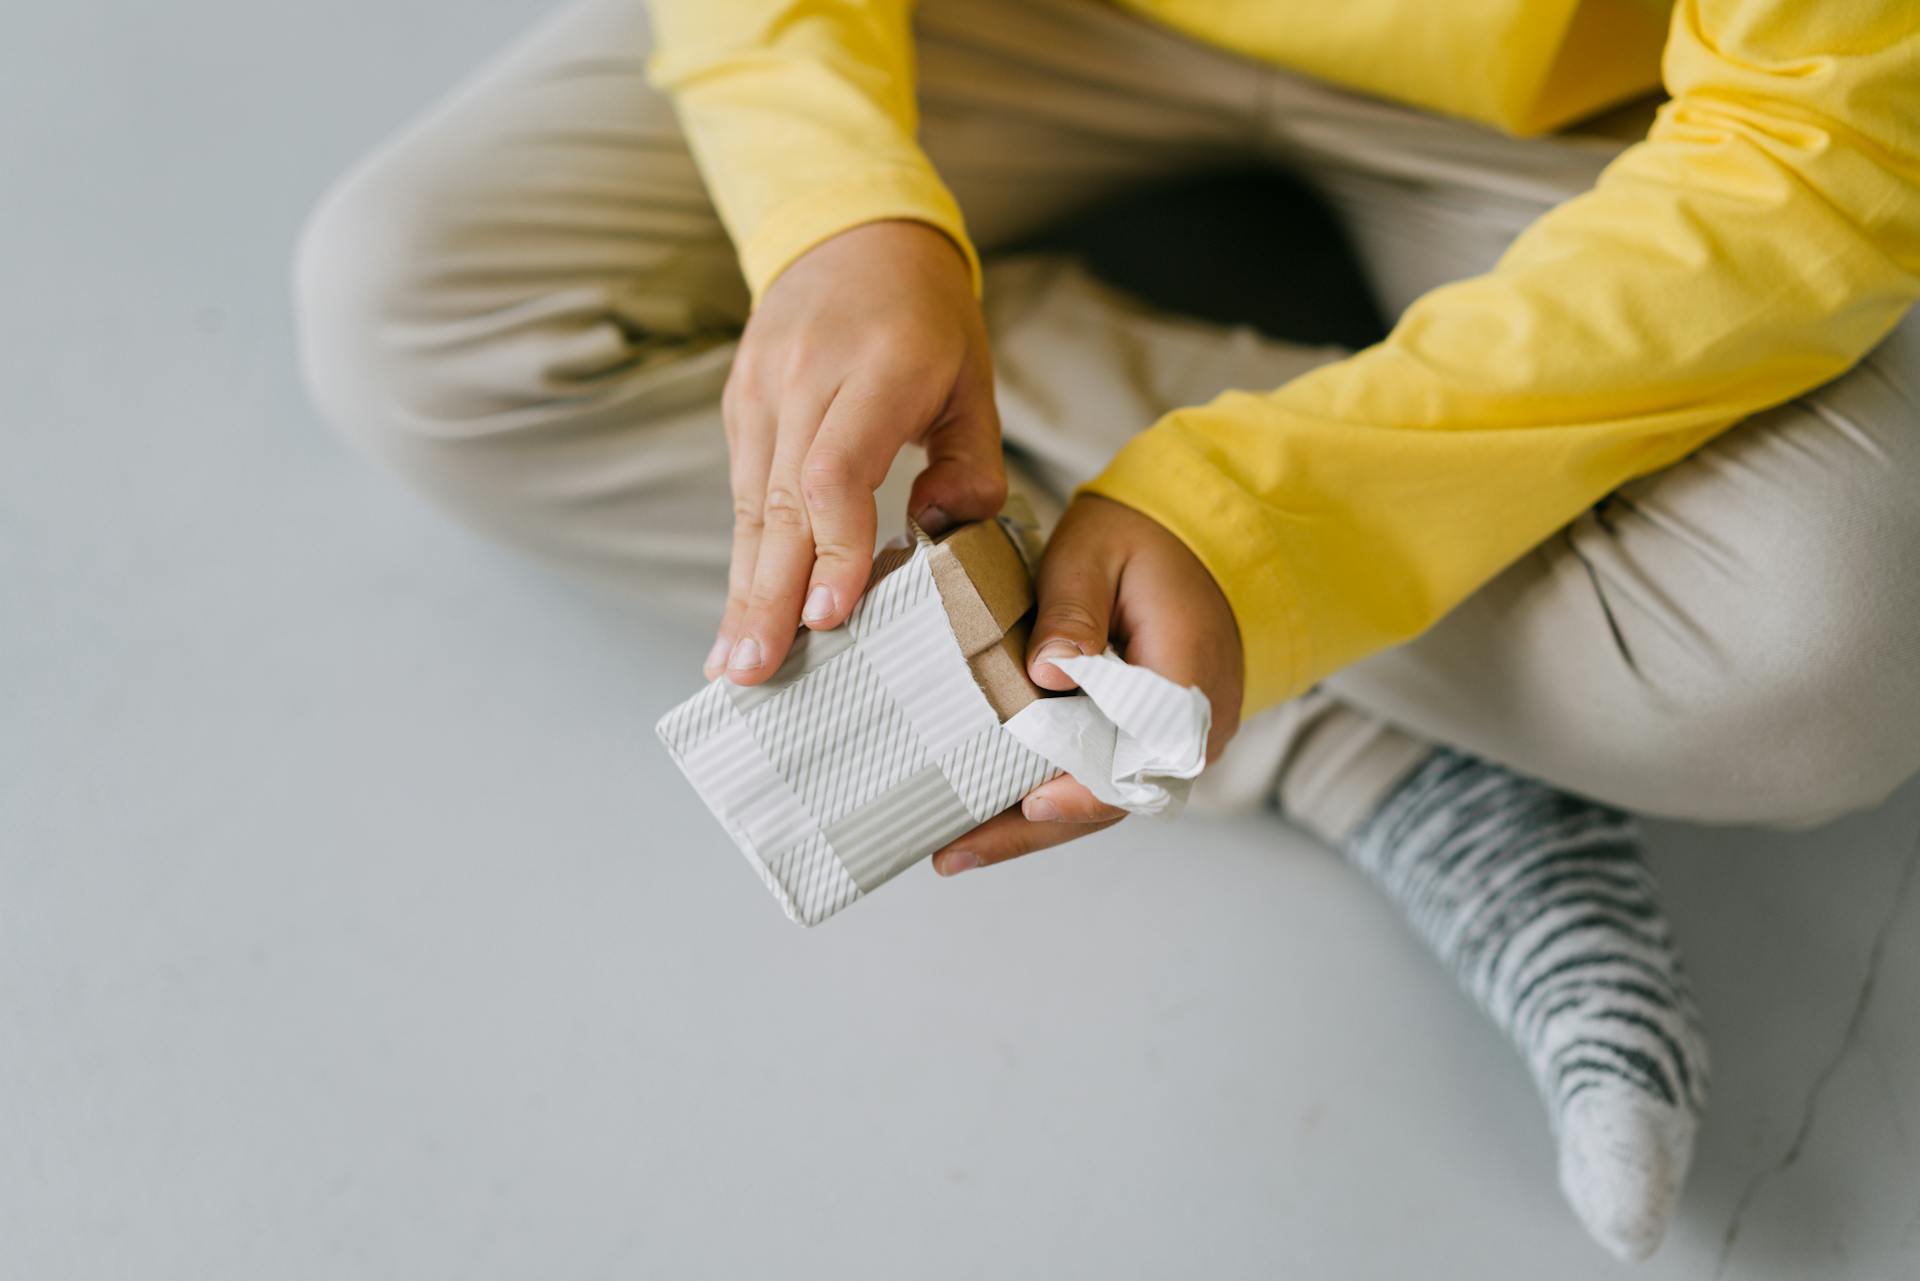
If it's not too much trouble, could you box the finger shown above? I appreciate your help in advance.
[908,378,1005,536]
[708,521,759,680]
[796,384,895,631]
[1025,503,1121,692]
[1109,549,1245,759]
[728,387,831,684]
[930,806,1125,876]
[709,374,776,679]
[1019,775,1126,825]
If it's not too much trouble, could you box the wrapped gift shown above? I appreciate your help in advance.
[656,510,1059,925]
[656,504,1213,927]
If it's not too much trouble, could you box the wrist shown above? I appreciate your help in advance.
[1081,433,1301,716]
[740,167,981,303]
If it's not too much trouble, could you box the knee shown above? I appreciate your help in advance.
[291,159,408,435]
[295,159,406,441]
[1651,664,1915,829]
[1633,513,1920,826]
[292,145,478,452]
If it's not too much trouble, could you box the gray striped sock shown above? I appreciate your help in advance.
[1342,748,1710,1261]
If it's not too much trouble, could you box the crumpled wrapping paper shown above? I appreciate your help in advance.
[1004,651,1210,818]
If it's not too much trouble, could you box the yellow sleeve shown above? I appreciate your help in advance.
[644,0,978,301]
[1086,0,1920,715]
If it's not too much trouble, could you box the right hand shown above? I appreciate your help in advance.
[705,220,1006,684]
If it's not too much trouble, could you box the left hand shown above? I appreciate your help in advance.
[931,494,1244,876]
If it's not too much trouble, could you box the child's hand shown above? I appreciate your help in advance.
[707,221,1005,684]
[932,495,1245,875]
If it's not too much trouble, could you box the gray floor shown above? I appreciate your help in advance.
[6,3,1918,1278]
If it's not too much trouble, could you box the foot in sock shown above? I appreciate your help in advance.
[1339,747,1710,1261]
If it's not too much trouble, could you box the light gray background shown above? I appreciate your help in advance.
[5,3,1918,1278]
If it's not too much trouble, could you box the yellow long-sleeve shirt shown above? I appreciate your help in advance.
[646,0,1920,714]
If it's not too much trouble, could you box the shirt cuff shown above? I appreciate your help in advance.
[1082,425,1308,716]
[738,164,983,303]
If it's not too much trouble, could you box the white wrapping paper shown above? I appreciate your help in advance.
[656,524,1211,926]
[1004,651,1211,818]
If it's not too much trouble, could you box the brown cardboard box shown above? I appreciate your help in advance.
[929,518,1045,721]
[860,513,1046,722]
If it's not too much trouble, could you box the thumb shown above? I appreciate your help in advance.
[1026,508,1118,692]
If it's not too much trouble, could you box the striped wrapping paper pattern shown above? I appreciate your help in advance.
[656,528,1058,926]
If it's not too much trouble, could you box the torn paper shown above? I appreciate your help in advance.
[1002,651,1211,818]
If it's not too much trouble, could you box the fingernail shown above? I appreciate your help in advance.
[802,583,834,623]
[1022,796,1060,822]
[915,504,952,536]
[726,635,763,673]
[703,637,730,672]
[1032,640,1082,677]
[939,848,979,876]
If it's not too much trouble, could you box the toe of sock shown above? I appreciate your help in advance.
[1556,1089,1696,1262]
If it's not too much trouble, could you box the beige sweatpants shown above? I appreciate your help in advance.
[295,0,1920,836]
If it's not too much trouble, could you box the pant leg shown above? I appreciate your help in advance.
[1328,312,1920,827]
[294,0,1271,619]
[294,0,748,613]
